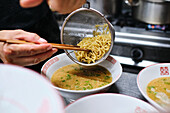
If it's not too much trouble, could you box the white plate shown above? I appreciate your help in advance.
[65,93,159,113]
[137,63,170,112]
[41,53,122,101]
[0,64,64,113]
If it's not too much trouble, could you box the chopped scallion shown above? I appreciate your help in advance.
[104,76,111,80]
[66,74,71,80]
[164,82,170,85]
[96,74,101,77]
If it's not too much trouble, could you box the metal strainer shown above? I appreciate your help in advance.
[60,3,115,66]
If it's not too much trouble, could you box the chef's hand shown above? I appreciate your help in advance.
[20,0,86,14]
[0,30,57,66]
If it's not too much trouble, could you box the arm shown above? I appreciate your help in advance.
[20,0,86,14]
[0,30,57,66]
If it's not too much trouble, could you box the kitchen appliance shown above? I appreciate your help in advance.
[110,1,170,73]
[125,0,170,24]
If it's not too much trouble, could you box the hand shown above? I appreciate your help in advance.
[0,30,58,66]
[20,0,86,14]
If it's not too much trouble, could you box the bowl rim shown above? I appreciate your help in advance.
[65,93,159,112]
[137,63,170,112]
[41,53,122,93]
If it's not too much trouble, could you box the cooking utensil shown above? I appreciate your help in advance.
[0,38,90,51]
[60,2,115,66]
[125,0,170,24]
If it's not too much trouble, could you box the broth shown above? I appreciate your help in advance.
[51,64,112,90]
[147,77,170,109]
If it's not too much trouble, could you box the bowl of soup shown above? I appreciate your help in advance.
[65,93,159,113]
[41,53,122,102]
[137,63,170,112]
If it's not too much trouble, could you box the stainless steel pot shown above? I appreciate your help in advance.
[125,0,170,24]
[87,0,122,17]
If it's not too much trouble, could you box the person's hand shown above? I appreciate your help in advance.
[20,0,86,14]
[0,30,58,66]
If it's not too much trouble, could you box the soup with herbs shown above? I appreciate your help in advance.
[147,77,170,110]
[51,64,112,90]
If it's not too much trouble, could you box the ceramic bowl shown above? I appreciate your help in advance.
[0,64,64,113]
[65,93,159,113]
[137,63,170,113]
[41,53,122,102]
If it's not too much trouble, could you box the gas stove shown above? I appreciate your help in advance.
[109,10,170,70]
[112,26,170,65]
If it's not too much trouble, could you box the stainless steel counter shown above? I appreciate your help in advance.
[107,72,146,101]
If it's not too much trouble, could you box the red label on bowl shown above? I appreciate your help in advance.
[106,56,116,64]
[160,67,169,75]
[42,57,59,75]
[135,106,147,113]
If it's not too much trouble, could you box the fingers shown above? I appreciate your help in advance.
[3,43,53,57]
[48,0,86,14]
[19,0,86,14]
[0,29,56,66]
[20,0,44,8]
[1,29,47,44]
[5,48,58,66]
[13,29,47,44]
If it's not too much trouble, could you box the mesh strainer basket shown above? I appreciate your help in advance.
[60,3,115,66]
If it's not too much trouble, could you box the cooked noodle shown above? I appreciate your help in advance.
[74,24,111,64]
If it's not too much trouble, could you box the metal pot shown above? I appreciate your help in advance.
[88,0,122,18]
[125,0,170,24]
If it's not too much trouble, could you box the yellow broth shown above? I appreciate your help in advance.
[51,64,112,90]
[147,77,170,109]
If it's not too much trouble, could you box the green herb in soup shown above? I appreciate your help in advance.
[147,77,170,110]
[51,64,112,90]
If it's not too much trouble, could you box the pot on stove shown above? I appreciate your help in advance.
[125,0,170,24]
[87,0,122,18]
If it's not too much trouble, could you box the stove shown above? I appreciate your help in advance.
[110,10,170,71]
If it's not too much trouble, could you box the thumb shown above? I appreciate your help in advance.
[20,0,44,8]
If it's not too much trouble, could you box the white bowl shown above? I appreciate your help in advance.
[41,53,122,101]
[65,93,159,113]
[137,63,170,113]
[0,64,64,113]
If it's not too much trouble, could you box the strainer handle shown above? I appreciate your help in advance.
[82,1,90,9]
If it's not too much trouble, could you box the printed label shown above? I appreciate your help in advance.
[106,56,116,64]
[160,67,169,75]
[42,57,59,75]
[135,106,147,113]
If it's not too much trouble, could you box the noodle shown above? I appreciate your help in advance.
[74,24,111,64]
